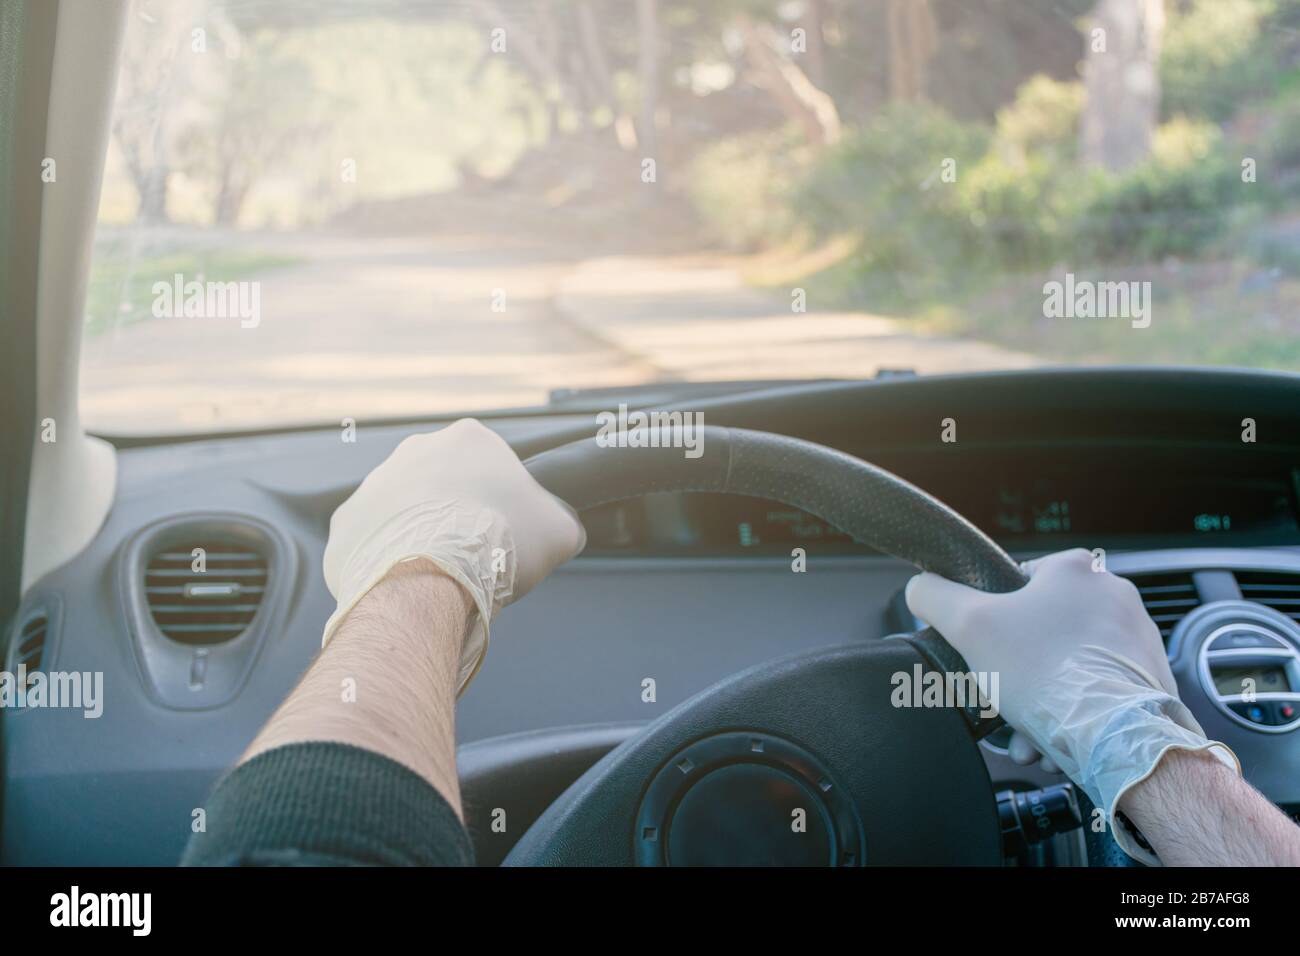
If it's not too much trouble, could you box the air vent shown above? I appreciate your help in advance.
[144,538,268,644]
[1236,571,1300,624]
[1123,572,1200,641]
[10,611,49,683]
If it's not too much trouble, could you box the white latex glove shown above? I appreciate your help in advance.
[905,548,1239,865]
[322,419,586,695]
[1005,728,1061,774]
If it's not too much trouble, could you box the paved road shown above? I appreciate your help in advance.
[554,255,1040,382]
[80,231,1041,435]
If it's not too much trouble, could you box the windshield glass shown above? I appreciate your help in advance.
[84,0,1300,435]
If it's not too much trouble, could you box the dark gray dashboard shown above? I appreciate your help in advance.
[4,368,1300,864]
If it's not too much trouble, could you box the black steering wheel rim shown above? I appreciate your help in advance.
[508,425,1046,866]
[526,425,1026,592]
[527,425,1026,739]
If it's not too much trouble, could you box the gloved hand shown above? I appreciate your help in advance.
[905,548,1239,864]
[321,419,586,695]
[1005,728,1061,774]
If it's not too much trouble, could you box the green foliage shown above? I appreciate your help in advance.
[687,126,813,249]
[85,242,300,336]
[992,75,1085,164]
[957,151,1088,267]
[1074,117,1252,260]
[1264,94,1300,172]
[1161,0,1278,121]
[783,103,1266,312]
[793,101,1080,285]
[596,0,1300,285]
[951,78,1087,267]
[116,17,547,228]
[794,105,989,298]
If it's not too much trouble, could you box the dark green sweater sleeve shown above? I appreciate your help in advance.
[181,741,474,867]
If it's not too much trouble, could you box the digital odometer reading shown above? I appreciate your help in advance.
[1212,665,1291,697]
[990,474,1296,538]
[735,506,853,548]
[1193,513,1232,533]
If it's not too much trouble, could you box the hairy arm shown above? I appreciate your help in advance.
[1120,748,1300,867]
[240,558,471,817]
[186,422,584,866]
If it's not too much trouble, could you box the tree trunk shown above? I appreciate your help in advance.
[741,19,841,147]
[137,165,170,223]
[576,2,616,112]
[213,166,249,226]
[806,0,829,91]
[1081,0,1165,171]
[636,0,659,161]
[478,1,568,138]
[886,0,937,102]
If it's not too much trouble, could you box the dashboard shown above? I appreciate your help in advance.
[4,367,1300,865]
[582,447,1300,555]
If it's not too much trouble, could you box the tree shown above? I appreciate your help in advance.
[176,30,333,226]
[637,0,660,158]
[110,0,207,222]
[886,0,937,103]
[738,16,841,146]
[1081,0,1165,171]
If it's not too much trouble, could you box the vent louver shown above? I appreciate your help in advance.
[11,611,49,682]
[1236,571,1300,624]
[1124,572,1200,641]
[144,538,268,644]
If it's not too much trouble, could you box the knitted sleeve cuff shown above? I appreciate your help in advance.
[181,741,474,867]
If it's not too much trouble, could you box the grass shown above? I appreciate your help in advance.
[932,261,1300,370]
[753,236,1300,371]
[85,242,301,337]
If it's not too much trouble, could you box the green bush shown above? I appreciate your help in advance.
[1073,117,1253,260]
[687,126,812,249]
[955,79,1088,270]
[751,91,1276,311]
[956,151,1084,268]
[1161,0,1277,121]
[1264,95,1300,172]
[993,75,1085,164]
[794,104,989,296]
[795,98,1092,283]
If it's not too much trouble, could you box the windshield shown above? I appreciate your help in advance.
[84,0,1300,435]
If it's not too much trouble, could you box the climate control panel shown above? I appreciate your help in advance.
[1192,618,1300,733]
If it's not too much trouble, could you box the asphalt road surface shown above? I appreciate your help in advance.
[79,230,1040,435]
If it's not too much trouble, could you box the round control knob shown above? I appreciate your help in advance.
[634,731,865,866]
[667,763,833,866]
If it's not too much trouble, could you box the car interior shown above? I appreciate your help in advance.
[3,0,1300,869]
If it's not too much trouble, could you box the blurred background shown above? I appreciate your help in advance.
[83,0,1300,434]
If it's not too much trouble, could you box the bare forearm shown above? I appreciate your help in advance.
[1119,748,1300,866]
[241,559,471,817]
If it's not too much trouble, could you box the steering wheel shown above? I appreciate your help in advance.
[504,426,1087,865]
